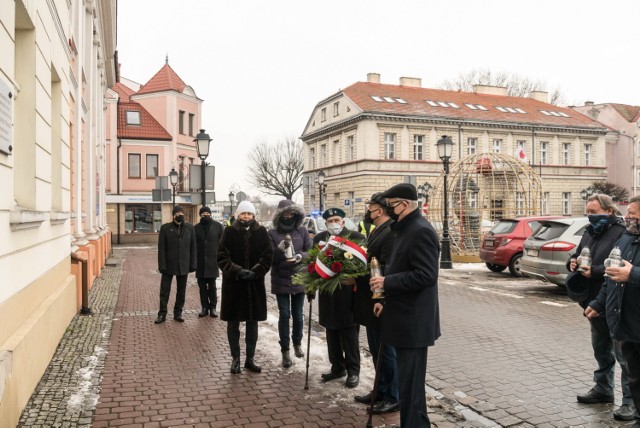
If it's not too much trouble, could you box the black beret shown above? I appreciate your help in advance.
[172,205,185,215]
[380,183,418,201]
[565,271,589,302]
[199,206,212,215]
[322,207,346,220]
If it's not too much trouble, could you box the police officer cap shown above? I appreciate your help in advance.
[380,183,418,201]
[367,192,388,207]
[322,207,346,220]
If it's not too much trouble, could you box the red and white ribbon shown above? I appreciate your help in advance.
[325,236,368,264]
[314,258,337,279]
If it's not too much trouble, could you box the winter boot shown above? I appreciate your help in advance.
[294,345,304,358]
[282,350,292,368]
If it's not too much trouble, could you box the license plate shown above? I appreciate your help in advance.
[485,240,494,248]
[527,249,539,257]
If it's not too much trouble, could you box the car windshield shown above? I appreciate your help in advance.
[531,222,569,240]
[490,220,518,235]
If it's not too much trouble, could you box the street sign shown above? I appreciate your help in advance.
[344,199,350,206]
[422,202,429,215]
[190,191,216,205]
[189,165,215,191]
[355,197,362,202]
[152,189,171,202]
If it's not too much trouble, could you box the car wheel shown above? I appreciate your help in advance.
[486,263,507,273]
[508,253,523,276]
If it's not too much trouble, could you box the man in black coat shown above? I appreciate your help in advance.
[566,194,633,420]
[370,183,440,428]
[156,205,196,324]
[194,206,224,318]
[312,208,364,388]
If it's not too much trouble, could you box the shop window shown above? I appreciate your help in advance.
[125,204,162,233]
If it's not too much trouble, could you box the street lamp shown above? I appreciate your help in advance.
[581,186,596,201]
[317,169,327,212]
[436,135,454,269]
[417,181,433,204]
[169,168,179,210]
[194,129,212,208]
[229,191,235,218]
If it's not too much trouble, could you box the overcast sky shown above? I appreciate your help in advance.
[117,0,640,204]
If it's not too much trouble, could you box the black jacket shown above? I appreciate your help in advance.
[589,232,640,343]
[194,220,224,279]
[568,219,626,307]
[217,221,273,322]
[380,209,440,348]
[158,221,196,276]
[313,228,365,330]
[354,219,394,327]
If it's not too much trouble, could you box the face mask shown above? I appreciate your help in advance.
[174,215,184,223]
[588,214,611,236]
[327,223,343,236]
[363,210,373,223]
[200,216,212,224]
[389,202,406,222]
[280,216,295,226]
[238,219,254,228]
[625,218,640,235]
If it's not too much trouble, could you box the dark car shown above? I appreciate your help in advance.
[479,216,561,276]
[520,217,589,286]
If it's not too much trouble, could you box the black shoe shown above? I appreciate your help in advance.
[244,358,262,373]
[372,401,400,414]
[198,309,208,317]
[576,388,614,404]
[613,403,636,421]
[354,391,374,404]
[293,345,304,358]
[230,357,241,374]
[345,374,359,388]
[210,309,218,317]
[154,315,166,324]
[282,351,292,368]
[173,315,185,322]
[321,370,346,382]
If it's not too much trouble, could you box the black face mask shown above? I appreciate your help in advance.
[200,216,213,224]
[174,215,184,224]
[280,216,295,226]
[238,219,255,228]
[363,210,373,223]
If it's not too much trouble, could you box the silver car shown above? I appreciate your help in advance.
[520,217,589,286]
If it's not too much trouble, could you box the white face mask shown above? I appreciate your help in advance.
[327,223,343,236]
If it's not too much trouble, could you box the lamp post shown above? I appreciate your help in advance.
[317,169,327,213]
[417,181,433,208]
[228,191,235,217]
[169,168,178,210]
[436,135,454,269]
[194,129,212,208]
[581,186,596,201]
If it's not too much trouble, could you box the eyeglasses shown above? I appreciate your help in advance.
[388,200,405,208]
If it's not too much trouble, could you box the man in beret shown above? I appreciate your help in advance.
[311,207,364,388]
[370,183,440,427]
[156,205,197,324]
[194,206,225,318]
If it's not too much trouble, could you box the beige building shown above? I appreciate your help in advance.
[301,73,609,220]
[0,1,116,426]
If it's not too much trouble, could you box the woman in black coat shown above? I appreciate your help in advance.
[217,201,273,374]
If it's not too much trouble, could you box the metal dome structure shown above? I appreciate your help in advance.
[429,152,543,258]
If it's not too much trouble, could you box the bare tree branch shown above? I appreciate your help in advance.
[247,137,304,200]
[439,68,565,106]
[591,181,630,203]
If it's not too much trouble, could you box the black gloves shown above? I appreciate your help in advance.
[238,269,256,280]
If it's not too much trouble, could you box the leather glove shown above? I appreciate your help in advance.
[238,269,256,280]
[306,292,315,302]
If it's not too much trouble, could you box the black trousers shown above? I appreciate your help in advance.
[158,273,187,317]
[396,347,430,428]
[197,277,217,310]
[227,321,258,359]
[621,341,640,424]
[326,326,360,376]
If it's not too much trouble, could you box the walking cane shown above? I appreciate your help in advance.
[304,298,313,390]
[365,340,385,428]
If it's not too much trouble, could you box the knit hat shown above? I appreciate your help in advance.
[277,199,294,209]
[235,200,256,216]
[172,205,185,215]
[199,206,212,215]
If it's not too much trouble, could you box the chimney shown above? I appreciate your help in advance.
[584,101,594,106]
[367,73,380,84]
[399,77,421,88]
[530,90,549,103]
[473,85,508,96]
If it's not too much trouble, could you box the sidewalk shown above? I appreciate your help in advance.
[18,245,467,427]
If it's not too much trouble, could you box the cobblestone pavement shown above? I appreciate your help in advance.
[18,246,468,428]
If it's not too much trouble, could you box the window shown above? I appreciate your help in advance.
[468,138,477,155]
[333,140,341,163]
[371,96,383,102]
[516,192,524,215]
[188,113,195,136]
[125,204,162,234]
[584,144,592,166]
[146,154,158,178]
[515,140,526,159]
[347,136,355,161]
[542,192,550,214]
[333,102,339,117]
[540,142,548,164]
[128,154,141,178]
[562,143,570,165]
[320,144,327,166]
[562,192,571,215]
[492,139,502,153]
[321,108,326,122]
[384,133,395,159]
[383,97,395,103]
[126,110,141,125]
[413,135,424,160]
[310,148,316,169]
[469,192,478,209]
[179,110,185,134]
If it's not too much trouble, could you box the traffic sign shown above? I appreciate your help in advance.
[422,202,429,215]
[344,199,350,206]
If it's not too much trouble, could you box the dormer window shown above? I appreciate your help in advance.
[126,110,141,125]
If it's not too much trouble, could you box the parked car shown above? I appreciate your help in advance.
[479,216,561,276]
[302,216,358,239]
[520,217,590,286]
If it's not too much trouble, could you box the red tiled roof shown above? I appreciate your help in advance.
[609,103,640,123]
[340,82,606,130]
[112,82,136,102]
[136,63,187,95]
[117,101,172,141]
